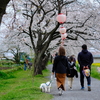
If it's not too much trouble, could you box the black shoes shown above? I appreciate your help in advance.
[88,86,91,91]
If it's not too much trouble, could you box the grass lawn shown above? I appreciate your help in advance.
[0,69,53,100]
[0,61,100,100]
[91,63,100,80]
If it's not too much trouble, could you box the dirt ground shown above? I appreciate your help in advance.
[0,67,13,70]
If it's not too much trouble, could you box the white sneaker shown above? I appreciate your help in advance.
[70,87,72,90]
[68,87,72,90]
[58,88,63,96]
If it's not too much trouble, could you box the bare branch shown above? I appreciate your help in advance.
[62,0,76,7]
[76,14,93,28]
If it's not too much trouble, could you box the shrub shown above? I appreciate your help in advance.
[0,71,15,79]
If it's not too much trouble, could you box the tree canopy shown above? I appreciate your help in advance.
[0,0,100,75]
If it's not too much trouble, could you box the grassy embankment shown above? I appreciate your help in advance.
[0,61,53,100]
[76,62,100,80]
[0,60,100,100]
[91,63,100,80]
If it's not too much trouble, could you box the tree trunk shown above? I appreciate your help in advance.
[41,53,50,70]
[0,0,10,24]
[33,49,50,75]
[33,53,43,76]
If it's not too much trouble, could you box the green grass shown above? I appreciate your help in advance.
[1,61,99,100]
[0,69,53,100]
[47,60,52,65]
[91,63,100,80]
[76,63,100,80]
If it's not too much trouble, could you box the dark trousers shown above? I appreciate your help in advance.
[80,71,91,87]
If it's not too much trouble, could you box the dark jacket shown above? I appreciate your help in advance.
[67,62,78,78]
[78,49,93,70]
[52,55,70,74]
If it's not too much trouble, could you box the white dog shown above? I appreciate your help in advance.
[40,81,51,93]
[40,75,54,93]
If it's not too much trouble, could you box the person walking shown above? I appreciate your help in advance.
[52,46,70,96]
[77,44,93,91]
[24,56,29,70]
[71,55,76,64]
[67,56,78,90]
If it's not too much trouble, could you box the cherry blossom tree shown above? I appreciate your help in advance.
[1,31,30,63]
[1,0,100,75]
[18,0,78,75]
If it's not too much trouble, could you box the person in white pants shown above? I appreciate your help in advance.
[67,56,78,90]
[68,77,74,90]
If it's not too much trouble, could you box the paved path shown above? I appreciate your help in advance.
[47,64,100,100]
